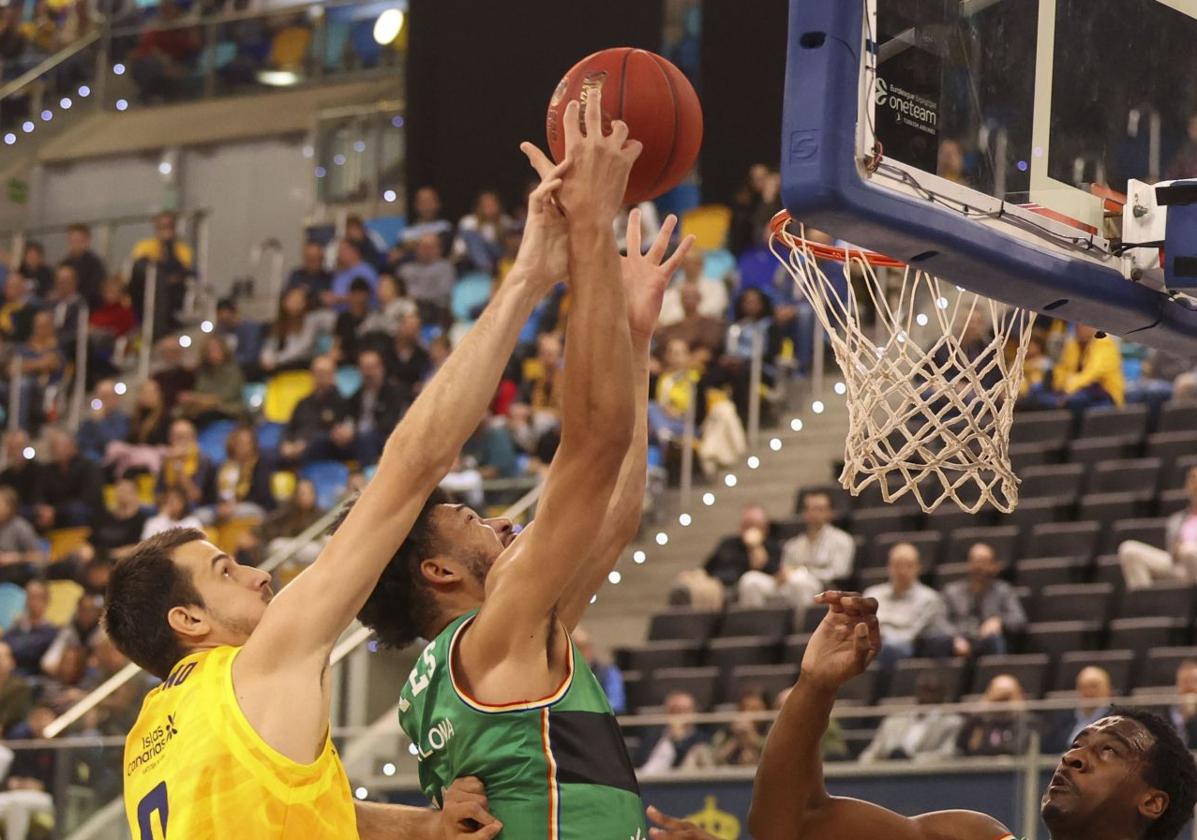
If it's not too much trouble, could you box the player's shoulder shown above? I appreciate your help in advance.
[912,810,1013,840]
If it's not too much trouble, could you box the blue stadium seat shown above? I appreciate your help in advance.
[336,366,362,399]
[300,461,349,510]
[198,419,237,466]
[703,248,736,282]
[452,273,493,324]
[0,583,25,631]
[256,422,284,455]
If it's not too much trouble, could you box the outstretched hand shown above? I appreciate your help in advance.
[800,591,881,693]
[623,210,695,343]
[646,806,722,840]
[515,143,571,293]
[557,90,642,223]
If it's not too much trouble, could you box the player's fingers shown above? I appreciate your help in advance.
[563,99,582,148]
[520,142,556,178]
[458,801,498,827]
[623,138,644,162]
[626,207,642,256]
[661,234,697,277]
[584,87,602,137]
[609,118,630,145]
[470,820,503,839]
[449,776,487,796]
[646,214,677,263]
[646,805,691,828]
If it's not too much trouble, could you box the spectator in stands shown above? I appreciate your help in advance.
[659,247,729,327]
[0,489,44,586]
[729,164,781,255]
[329,239,378,308]
[345,215,386,271]
[330,278,374,365]
[703,504,780,589]
[348,349,406,466]
[260,286,319,374]
[0,9,28,80]
[864,542,955,668]
[0,272,38,344]
[572,626,625,714]
[103,380,171,479]
[942,542,1027,657]
[461,415,521,484]
[4,582,56,675]
[0,643,31,736]
[1170,659,1197,748]
[0,432,39,513]
[62,222,106,309]
[656,284,728,367]
[937,139,969,185]
[141,486,203,539]
[129,0,201,102]
[1165,113,1197,180]
[157,419,212,506]
[648,338,701,446]
[427,335,452,379]
[739,488,854,613]
[636,690,711,773]
[178,335,245,427]
[711,687,770,767]
[197,426,274,524]
[129,212,194,340]
[360,274,417,340]
[399,187,454,258]
[956,673,1033,756]
[0,703,57,837]
[90,478,148,556]
[4,311,63,432]
[399,233,456,328]
[88,277,137,372]
[1038,324,1125,411]
[388,311,431,396]
[47,264,84,353]
[18,242,52,299]
[453,189,512,273]
[286,240,332,307]
[33,427,102,530]
[213,298,262,374]
[859,671,963,763]
[723,288,783,420]
[1118,465,1197,588]
[77,379,129,462]
[40,594,102,682]
[242,478,324,567]
[1044,666,1113,753]
[774,685,849,759]
[508,332,565,454]
[279,356,354,465]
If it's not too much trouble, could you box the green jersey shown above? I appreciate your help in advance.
[399,611,647,839]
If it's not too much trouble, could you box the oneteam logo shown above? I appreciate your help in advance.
[876,77,890,107]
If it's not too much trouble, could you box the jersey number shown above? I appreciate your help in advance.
[137,782,169,839]
[408,643,438,697]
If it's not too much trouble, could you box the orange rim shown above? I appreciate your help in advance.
[769,211,906,269]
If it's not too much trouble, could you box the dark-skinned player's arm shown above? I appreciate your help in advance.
[463,90,640,675]
[354,777,502,840]
[747,592,1012,840]
[235,159,570,682]
[556,210,694,631]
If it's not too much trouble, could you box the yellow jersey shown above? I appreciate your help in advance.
[123,646,358,839]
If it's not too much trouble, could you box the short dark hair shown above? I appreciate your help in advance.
[1105,706,1197,840]
[349,277,371,294]
[104,528,207,679]
[346,489,449,649]
[24,240,44,256]
[216,296,237,312]
[67,223,90,236]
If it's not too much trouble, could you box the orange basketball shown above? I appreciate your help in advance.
[546,47,703,205]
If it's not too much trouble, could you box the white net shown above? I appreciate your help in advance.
[770,220,1036,513]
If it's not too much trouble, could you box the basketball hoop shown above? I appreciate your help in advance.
[769,211,1036,513]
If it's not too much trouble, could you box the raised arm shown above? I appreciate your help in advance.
[748,592,1010,840]
[466,91,640,666]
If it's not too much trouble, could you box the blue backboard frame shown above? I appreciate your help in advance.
[779,0,1197,353]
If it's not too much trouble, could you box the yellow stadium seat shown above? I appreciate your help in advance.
[101,484,116,511]
[269,26,312,71]
[271,470,297,503]
[46,580,83,625]
[137,472,157,505]
[681,204,733,250]
[263,371,315,423]
[212,516,263,555]
[46,527,91,562]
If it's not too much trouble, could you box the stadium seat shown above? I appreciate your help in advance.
[1067,437,1136,467]
[621,670,646,711]
[256,422,284,455]
[1010,442,1059,471]
[886,657,965,701]
[1157,488,1190,515]
[945,525,1020,565]
[1027,521,1101,560]
[847,506,920,541]
[45,580,83,625]
[1054,650,1135,694]
[1009,410,1073,447]
[646,666,720,710]
[1117,581,1194,620]
[869,531,942,568]
[835,662,882,706]
[719,606,792,639]
[452,273,494,324]
[647,609,720,643]
[1138,646,1197,688]
[1031,583,1115,623]
[1086,458,1162,496]
[703,248,736,282]
[1021,620,1101,655]
[1091,555,1126,594]
[619,640,702,673]
[263,370,315,423]
[924,505,990,535]
[1018,464,1086,501]
[1144,431,1197,468]
[268,25,312,71]
[933,562,970,587]
[857,566,889,589]
[271,470,297,502]
[299,460,349,510]
[799,606,829,634]
[198,419,237,466]
[1156,402,1197,434]
[336,366,362,399]
[1162,454,1197,490]
[1077,492,1151,528]
[0,584,25,632]
[1106,517,1170,556]
[681,205,733,250]
[46,527,91,562]
[727,664,798,704]
[972,653,1050,698]
[708,637,783,698]
[1015,556,1088,589]
[1106,617,1189,652]
[781,633,812,664]
[1076,404,1149,441]
[998,497,1070,550]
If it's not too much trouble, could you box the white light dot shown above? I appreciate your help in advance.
[916,313,929,327]
[407,743,418,756]
[3,133,14,145]
[353,140,366,153]
[21,121,34,133]
[747,456,760,470]
[251,393,264,407]
[382,763,396,776]
[769,437,783,451]
[158,161,173,175]
[936,296,949,310]
[114,382,127,395]
[333,153,347,166]
[834,381,847,396]
[115,99,128,111]
[896,331,907,344]
[22,447,35,460]
[78,85,90,97]
[724,474,738,487]
[354,787,368,800]
[790,418,804,432]
[702,492,716,506]
[315,166,327,178]
[633,550,646,564]
[178,335,192,348]
[383,189,397,203]
[90,398,102,411]
[589,594,597,604]
[41,110,52,122]
[955,285,965,292]
[655,532,669,546]
[373,8,405,45]
[812,400,825,414]
[678,513,692,526]
[200,320,214,333]
[60,97,72,109]
[113,63,126,75]
[608,571,622,585]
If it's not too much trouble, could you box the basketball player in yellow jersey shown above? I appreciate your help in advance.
[105,148,575,839]
[746,592,1197,840]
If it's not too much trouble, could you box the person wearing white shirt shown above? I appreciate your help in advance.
[658,246,730,326]
[141,487,204,540]
[859,671,963,763]
[864,542,956,668]
[737,490,854,613]
[1118,465,1197,588]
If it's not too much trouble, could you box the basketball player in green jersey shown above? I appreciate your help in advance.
[747,591,1197,840]
[355,90,694,839]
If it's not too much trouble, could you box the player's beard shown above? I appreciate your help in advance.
[209,603,262,641]
[463,547,495,586]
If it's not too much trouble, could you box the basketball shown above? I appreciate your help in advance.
[545,47,703,205]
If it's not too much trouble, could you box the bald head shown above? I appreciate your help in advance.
[985,674,1025,704]
[887,542,920,592]
[1076,666,1112,713]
